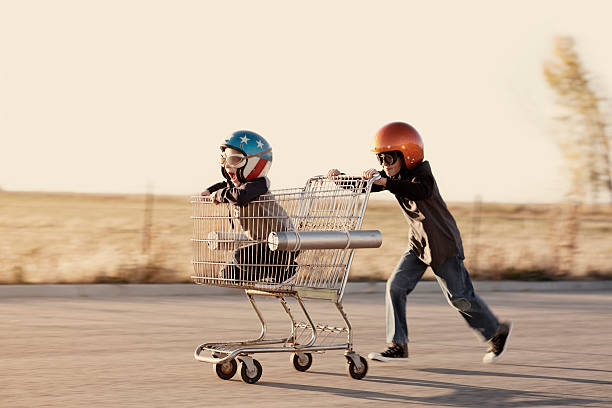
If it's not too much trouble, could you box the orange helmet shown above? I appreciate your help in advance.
[372,122,424,170]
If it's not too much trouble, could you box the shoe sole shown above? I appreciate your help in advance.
[368,353,409,362]
[483,322,513,364]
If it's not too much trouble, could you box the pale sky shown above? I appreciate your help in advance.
[1,0,611,202]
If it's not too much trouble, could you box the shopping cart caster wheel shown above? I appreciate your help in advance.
[214,359,238,380]
[347,355,368,380]
[291,352,313,372]
[240,359,263,384]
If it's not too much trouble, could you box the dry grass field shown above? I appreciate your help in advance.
[1,190,611,284]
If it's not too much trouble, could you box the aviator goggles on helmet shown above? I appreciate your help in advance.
[376,151,400,166]
[220,151,247,168]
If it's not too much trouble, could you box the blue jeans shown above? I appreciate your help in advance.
[386,251,499,344]
[230,243,299,282]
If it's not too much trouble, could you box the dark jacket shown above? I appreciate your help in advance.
[372,161,463,266]
[206,177,269,207]
[206,177,293,241]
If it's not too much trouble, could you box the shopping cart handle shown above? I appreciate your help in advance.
[313,174,381,181]
[268,230,382,251]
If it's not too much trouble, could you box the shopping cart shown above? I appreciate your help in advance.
[192,175,382,384]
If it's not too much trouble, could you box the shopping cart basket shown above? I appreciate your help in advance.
[192,175,382,384]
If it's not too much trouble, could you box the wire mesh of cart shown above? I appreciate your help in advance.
[192,175,382,383]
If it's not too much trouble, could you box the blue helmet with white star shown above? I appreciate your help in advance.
[221,130,273,182]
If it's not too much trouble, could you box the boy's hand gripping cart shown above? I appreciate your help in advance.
[192,175,382,384]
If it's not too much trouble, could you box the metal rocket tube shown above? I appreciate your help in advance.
[268,230,382,252]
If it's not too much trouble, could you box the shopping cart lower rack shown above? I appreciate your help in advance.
[191,175,382,384]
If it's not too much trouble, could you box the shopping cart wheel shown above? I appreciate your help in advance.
[214,359,238,380]
[291,352,313,372]
[240,359,263,384]
[347,355,368,380]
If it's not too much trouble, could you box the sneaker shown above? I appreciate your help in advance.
[368,343,408,362]
[483,321,513,364]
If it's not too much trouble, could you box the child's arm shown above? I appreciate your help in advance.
[384,173,434,200]
[211,178,269,206]
[362,168,433,200]
[202,181,227,196]
[327,169,385,193]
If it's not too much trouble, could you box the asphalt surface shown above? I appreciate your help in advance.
[2,290,611,407]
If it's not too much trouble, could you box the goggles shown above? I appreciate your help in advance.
[376,152,399,166]
[220,152,247,168]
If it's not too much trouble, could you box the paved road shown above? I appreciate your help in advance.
[2,290,611,407]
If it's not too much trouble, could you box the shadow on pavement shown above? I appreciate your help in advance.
[257,371,603,407]
[502,363,612,374]
[419,367,612,386]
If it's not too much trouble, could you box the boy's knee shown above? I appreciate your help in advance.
[386,277,415,297]
[387,284,403,298]
[449,297,471,312]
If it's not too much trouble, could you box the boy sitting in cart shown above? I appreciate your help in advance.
[201,130,298,285]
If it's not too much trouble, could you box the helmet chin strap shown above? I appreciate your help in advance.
[236,166,247,183]
[221,166,242,184]
[221,167,231,183]
[221,167,247,185]
[398,152,409,171]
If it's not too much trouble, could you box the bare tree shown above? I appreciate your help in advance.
[543,36,612,275]
[543,36,612,204]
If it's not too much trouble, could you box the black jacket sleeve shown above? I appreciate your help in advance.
[213,177,269,206]
[206,181,227,193]
[382,163,434,201]
[385,177,433,200]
